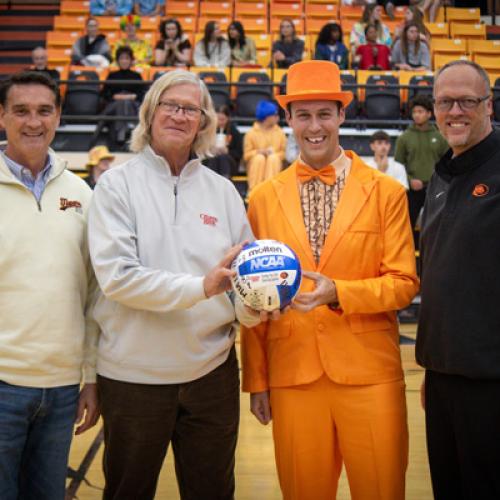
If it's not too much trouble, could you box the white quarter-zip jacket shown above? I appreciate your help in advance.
[88,146,254,384]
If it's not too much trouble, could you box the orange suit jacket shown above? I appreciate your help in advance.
[241,151,419,392]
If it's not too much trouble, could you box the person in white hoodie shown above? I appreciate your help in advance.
[88,69,255,500]
[0,71,100,500]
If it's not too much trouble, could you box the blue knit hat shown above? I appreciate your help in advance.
[256,100,278,121]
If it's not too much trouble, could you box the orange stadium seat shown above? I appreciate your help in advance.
[391,6,407,20]
[428,6,445,23]
[473,54,500,72]
[270,1,303,19]
[255,49,271,67]
[446,7,480,24]
[468,39,500,57]
[165,0,199,17]
[339,5,363,20]
[305,3,338,19]
[199,1,233,19]
[60,0,90,15]
[197,16,231,31]
[431,38,467,61]
[238,18,268,33]
[270,17,304,34]
[235,2,267,18]
[46,31,81,49]
[306,0,339,4]
[177,15,198,32]
[248,33,272,50]
[340,19,357,35]
[96,16,120,32]
[305,17,339,35]
[53,15,86,31]
[450,23,486,40]
[47,48,72,65]
[424,22,449,38]
[138,16,160,32]
[434,53,469,70]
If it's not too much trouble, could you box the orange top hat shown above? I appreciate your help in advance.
[276,60,353,110]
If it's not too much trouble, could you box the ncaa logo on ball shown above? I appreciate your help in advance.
[231,240,302,311]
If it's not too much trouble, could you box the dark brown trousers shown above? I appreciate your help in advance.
[97,347,239,500]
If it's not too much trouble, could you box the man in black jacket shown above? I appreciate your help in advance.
[416,60,500,499]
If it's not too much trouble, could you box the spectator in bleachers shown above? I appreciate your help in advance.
[84,145,115,189]
[285,131,299,165]
[342,0,395,21]
[193,20,231,68]
[271,19,305,69]
[366,130,409,188]
[228,21,257,67]
[314,22,348,69]
[93,46,145,147]
[350,5,391,57]
[418,0,441,23]
[203,104,243,178]
[71,17,112,68]
[394,94,448,244]
[134,0,164,16]
[393,6,430,44]
[244,100,286,191]
[114,14,153,65]
[354,24,391,70]
[154,18,192,67]
[392,23,430,71]
[31,47,60,81]
[90,0,133,16]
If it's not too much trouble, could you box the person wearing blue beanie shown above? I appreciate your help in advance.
[255,100,278,121]
[244,100,286,190]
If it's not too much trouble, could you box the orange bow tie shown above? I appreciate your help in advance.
[296,162,336,185]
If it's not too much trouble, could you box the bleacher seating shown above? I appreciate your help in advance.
[28,3,500,128]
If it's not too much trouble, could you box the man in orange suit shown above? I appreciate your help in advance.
[240,60,419,500]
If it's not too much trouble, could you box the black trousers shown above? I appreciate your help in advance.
[407,186,427,250]
[425,370,500,500]
[97,347,239,500]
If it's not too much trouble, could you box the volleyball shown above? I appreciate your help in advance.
[231,240,302,312]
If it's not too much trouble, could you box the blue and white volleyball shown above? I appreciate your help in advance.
[231,240,302,312]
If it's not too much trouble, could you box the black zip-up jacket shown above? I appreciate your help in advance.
[416,129,500,379]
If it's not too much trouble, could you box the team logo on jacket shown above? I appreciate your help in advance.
[200,213,218,226]
[472,184,489,197]
[59,198,82,213]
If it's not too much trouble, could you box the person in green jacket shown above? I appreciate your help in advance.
[395,94,448,246]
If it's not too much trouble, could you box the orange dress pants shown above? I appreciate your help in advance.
[270,375,408,500]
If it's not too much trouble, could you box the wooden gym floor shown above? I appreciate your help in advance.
[66,323,432,499]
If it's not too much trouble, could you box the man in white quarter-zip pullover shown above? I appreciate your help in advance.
[0,72,100,500]
[88,69,255,500]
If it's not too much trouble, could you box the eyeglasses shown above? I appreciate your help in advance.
[157,100,205,119]
[433,95,490,112]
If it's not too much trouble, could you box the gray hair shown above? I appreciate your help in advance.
[130,69,217,158]
[434,60,491,96]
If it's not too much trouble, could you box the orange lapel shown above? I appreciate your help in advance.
[318,152,377,272]
[274,162,316,269]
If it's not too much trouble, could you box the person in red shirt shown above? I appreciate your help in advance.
[355,24,391,70]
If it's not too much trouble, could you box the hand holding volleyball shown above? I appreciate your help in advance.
[231,240,302,312]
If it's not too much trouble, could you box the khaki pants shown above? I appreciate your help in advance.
[247,153,282,191]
